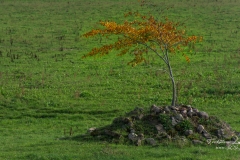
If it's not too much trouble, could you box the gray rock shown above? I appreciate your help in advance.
[130,128,136,133]
[164,106,170,113]
[128,121,134,127]
[186,105,192,111]
[155,124,165,134]
[128,133,138,142]
[197,125,205,134]
[145,138,157,146]
[217,127,235,139]
[187,112,192,117]
[181,113,188,119]
[136,139,142,146]
[150,104,161,115]
[157,132,169,139]
[172,117,178,126]
[185,130,193,136]
[180,108,187,114]
[187,109,193,117]
[123,117,132,124]
[192,140,203,145]
[170,106,177,110]
[171,110,178,114]
[88,127,96,133]
[193,108,199,113]
[136,114,144,120]
[175,114,184,121]
[217,129,224,138]
[138,133,144,140]
[197,111,209,119]
[167,135,172,140]
[202,130,211,139]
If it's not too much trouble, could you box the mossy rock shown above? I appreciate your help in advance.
[86,104,239,146]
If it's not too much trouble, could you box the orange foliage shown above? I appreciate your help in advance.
[82,12,202,66]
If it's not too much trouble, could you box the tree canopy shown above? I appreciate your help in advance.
[82,11,202,106]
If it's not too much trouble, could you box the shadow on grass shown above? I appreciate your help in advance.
[60,134,203,160]
[60,126,116,144]
[49,109,121,115]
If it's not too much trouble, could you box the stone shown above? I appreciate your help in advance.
[197,111,209,119]
[186,105,192,111]
[192,140,203,145]
[136,139,142,146]
[123,118,133,127]
[128,133,138,142]
[145,138,157,146]
[88,127,99,136]
[150,104,161,115]
[88,127,96,133]
[128,121,134,127]
[167,135,172,140]
[136,114,144,120]
[136,133,144,146]
[180,108,187,114]
[187,110,193,117]
[171,117,178,126]
[202,130,211,139]
[197,125,205,134]
[193,108,199,113]
[130,128,136,133]
[187,107,193,112]
[86,105,240,147]
[185,130,193,136]
[179,107,187,117]
[171,110,178,114]
[170,106,177,110]
[217,129,224,138]
[123,117,132,124]
[164,106,170,113]
[175,114,184,121]
[138,133,144,140]
[157,132,169,139]
[181,113,188,119]
[217,127,235,139]
[191,108,198,116]
[155,124,165,134]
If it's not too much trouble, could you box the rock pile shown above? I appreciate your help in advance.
[87,105,238,146]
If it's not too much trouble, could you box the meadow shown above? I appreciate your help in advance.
[0,0,240,159]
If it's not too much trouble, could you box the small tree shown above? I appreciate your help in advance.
[82,11,202,106]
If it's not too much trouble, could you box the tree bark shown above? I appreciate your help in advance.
[166,52,176,106]
[169,65,176,106]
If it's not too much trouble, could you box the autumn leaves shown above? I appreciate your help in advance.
[83,12,201,66]
[82,11,202,106]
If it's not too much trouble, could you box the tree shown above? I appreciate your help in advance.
[82,11,202,107]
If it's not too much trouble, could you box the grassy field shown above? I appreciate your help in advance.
[0,0,240,159]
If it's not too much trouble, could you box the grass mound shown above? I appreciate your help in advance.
[85,105,239,146]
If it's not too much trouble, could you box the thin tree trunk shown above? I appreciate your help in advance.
[165,52,176,106]
[168,65,176,106]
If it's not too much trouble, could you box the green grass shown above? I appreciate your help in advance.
[0,0,240,159]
